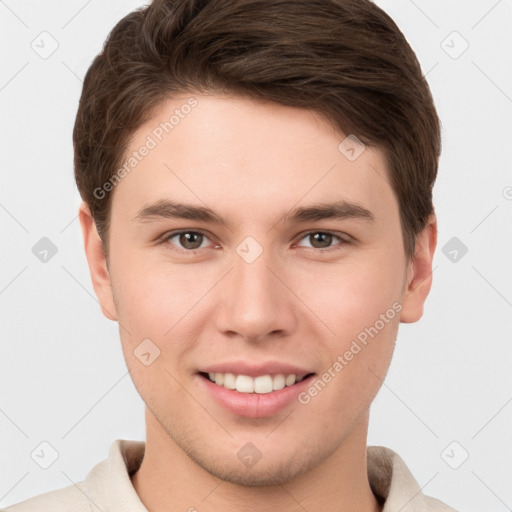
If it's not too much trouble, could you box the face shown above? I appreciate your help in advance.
[80,92,436,486]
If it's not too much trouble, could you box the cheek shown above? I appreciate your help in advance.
[109,257,198,407]
[295,244,404,406]
[111,254,194,331]
[297,249,405,340]
[110,254,215,370]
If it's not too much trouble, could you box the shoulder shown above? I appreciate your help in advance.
[2,439,145,512]
[2,481,91,512]
[367,445,460,512]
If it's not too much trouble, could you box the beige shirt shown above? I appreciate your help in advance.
[3,440,459,511]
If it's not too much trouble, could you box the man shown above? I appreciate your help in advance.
[4,0,459,510]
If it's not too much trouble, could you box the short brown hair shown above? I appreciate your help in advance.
[73,0,441,261]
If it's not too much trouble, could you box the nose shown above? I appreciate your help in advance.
[213,245,299,344]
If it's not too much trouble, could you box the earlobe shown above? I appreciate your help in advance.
[399,214,437,324]
[78,201,118,322]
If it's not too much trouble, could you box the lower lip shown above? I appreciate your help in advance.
[197,373,315,419]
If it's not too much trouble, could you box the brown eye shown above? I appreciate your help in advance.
[179,232,204,250]
[309,232,334,249]
[164,231,209,251]
[296,231,348,251]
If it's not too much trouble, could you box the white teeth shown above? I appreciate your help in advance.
[254,375,273,394]
[223,372,236,389]
[272,373,286,391]
[285,374,296,386]
[235,375,254,393]
[205,372,308,394]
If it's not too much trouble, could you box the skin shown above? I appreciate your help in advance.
[79,92,436,512]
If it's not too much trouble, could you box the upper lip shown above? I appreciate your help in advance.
[199,360,315,378]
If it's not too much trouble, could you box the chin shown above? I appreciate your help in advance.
[199,456,311,487]
[179,437,322,487]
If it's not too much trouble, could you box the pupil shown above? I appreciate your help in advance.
[312,232,332,248]
[181,232,201,250]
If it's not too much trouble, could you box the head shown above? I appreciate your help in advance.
[76,0,440,486]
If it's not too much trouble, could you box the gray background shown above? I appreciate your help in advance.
[1,1,511,510]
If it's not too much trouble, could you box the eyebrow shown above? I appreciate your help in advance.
[132,198,375,227]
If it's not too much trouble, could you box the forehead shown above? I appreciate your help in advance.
[114,93,397,225]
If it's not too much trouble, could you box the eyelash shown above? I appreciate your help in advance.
[160,229,351,254]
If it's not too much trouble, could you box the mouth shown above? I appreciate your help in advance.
[196,362,318,418]
[198,371,316,394]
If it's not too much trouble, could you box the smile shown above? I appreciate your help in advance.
[200,372,315,394]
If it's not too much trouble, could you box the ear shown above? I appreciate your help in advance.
[78,201,118,321]
[400,213,437,323]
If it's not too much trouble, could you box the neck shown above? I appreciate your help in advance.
[131,408,383,512]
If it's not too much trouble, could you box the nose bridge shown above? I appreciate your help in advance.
[216,240,297,341]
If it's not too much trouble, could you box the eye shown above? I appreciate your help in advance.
[160,229,350,253]
[162,230,214,252]
[295,231,349,251]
